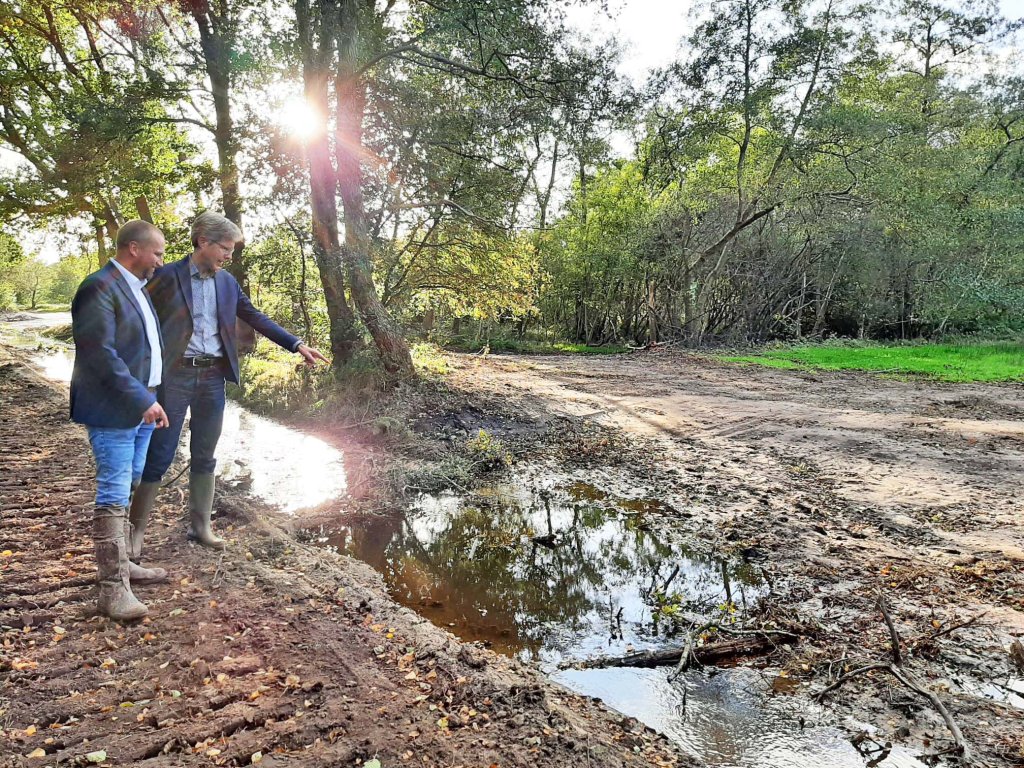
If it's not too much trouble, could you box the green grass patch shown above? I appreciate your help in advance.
[720,341,1024,382]
[445,338,627,355]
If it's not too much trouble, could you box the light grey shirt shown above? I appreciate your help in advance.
[185,257,225,358]
[110,258,162,387]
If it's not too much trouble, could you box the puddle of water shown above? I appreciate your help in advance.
[556,666,921,768]
[959,675,1024,710]
[216,406,345,513]
[10,331,345,514]
[320,484,761,661]
[317,480,924,767]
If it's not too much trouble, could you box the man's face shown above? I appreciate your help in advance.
[132,234,165,280]
[193,236,235,274]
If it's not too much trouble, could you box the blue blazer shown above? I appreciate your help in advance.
[146,256,300,384]
[70,262,161,428]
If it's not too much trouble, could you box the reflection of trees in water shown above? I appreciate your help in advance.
[335,491,762,660]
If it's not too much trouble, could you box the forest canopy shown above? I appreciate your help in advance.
[1,0,1021,365]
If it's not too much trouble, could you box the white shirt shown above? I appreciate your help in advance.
[111,258,163,387]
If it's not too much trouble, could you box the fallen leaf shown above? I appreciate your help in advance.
[251,751,262,764]
[363,760,381,768]
[1,550,13,558]
[25,725,37,736]
[85,750,107,763]
[26,748,46,758]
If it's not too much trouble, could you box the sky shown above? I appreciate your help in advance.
[568,0,1024,86]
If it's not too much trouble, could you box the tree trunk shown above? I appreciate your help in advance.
[646,276,659,345]
[193,6,246,290]
[135,195,153,224]
[334,1,412,377]
[96,226,109,267]
[192,5,257,353]
[297,0,358,369]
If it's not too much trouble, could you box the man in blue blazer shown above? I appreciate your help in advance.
[128,211,327,560]
[71,220,171,622]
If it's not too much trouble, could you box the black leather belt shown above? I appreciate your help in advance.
[179,355,224,369]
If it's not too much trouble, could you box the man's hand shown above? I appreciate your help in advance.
[296,343,330,368]
[142,401,169,428]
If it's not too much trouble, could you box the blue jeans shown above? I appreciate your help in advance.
[142,365,226,482]
[87,422,156,507]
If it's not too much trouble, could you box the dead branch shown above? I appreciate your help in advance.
[815,595,973,764]
[564,629,797,672]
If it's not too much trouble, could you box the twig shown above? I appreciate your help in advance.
[878,592,903,666]
[162,461,191,489]
[816,598,973,763]
[662,564,681,593]
[917,612,987,647]
[211,551,226,589]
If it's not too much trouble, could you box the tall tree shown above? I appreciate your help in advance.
[0,2,209,245]
[289,0,620,375]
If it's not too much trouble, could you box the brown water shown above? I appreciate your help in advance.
[310,480,923,768]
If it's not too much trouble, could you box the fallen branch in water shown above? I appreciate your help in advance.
[562,627,798,671]
[816,593,973,764]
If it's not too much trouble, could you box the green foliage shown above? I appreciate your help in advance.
[538,0,1024,346]
[466,429,512,470]
[0,2,213,232]
[722,342,1024,382]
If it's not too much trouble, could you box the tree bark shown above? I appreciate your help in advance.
[297,0,358,368]
[191,3,257,353]
[573,633,795,670]
[334,0,412,377]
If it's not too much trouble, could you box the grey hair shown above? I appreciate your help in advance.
[190,211,242,247]
[116,220,163,250]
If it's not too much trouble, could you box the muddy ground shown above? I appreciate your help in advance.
[0,346,684,768]
[427,349,1024,766]
[4,330,1024,767]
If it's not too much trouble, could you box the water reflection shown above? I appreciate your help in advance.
[556,666,922,768]
[325,481,923,768]
[216,406,346,513]
[19,343,345,514]
[321,484,762,662]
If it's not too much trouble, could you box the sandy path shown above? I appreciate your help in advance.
[452,350,1024,562]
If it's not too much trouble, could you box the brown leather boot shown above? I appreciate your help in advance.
[94,506,148,622]
[187,472,225,550]
[125,481,167,584]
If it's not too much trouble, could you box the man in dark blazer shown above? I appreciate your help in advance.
[128,211,327,560]
[71,220,170,622]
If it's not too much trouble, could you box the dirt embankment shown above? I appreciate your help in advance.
[0,347,684,768]
[436,349,1024,766]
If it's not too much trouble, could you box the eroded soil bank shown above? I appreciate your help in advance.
[0,346,684,768]
[425,350,1024,766]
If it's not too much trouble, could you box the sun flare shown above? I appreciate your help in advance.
[277,97,324,142]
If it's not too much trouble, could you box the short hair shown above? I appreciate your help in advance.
[115,220,162,251]
[190,211,242,247]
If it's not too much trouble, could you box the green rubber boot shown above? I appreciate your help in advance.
[187,472,225,550]
[126,481,168,584]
